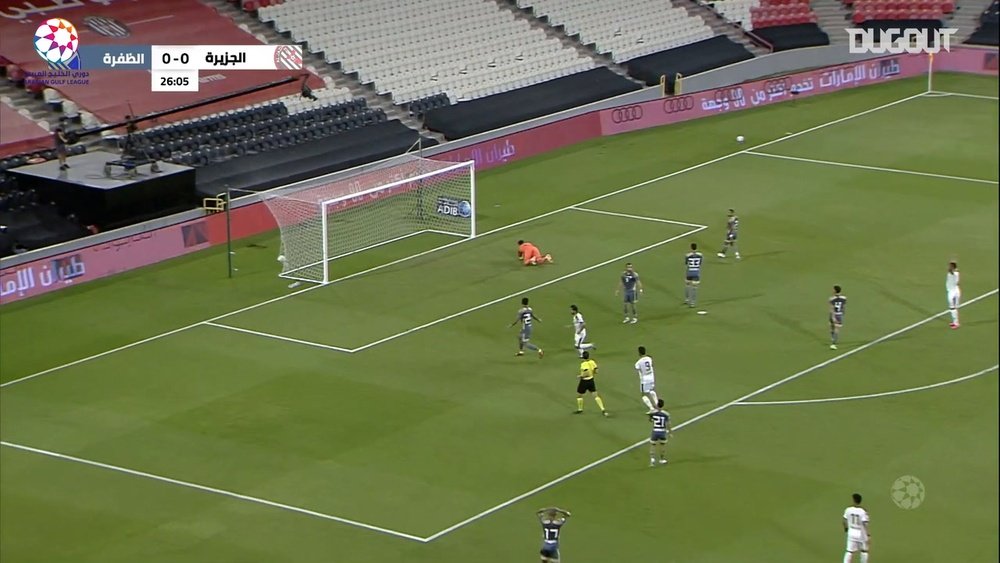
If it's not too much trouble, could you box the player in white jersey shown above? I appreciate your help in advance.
[842,493,870,563]
[946,261,961,329]
[634,346,659,413]
[569,305,596,357]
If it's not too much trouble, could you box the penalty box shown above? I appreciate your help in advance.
[207,206,706,352]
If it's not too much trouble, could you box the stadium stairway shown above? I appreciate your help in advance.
[0,83,63,135]
[200,0,445,143]
[496,0,646,85]
[812,0,853,44]
[670,0,773,55]
[954,0,997,41]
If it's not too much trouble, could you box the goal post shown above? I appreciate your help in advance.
[262,155,476,284]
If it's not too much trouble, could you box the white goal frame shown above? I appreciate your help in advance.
[264,157,476,284]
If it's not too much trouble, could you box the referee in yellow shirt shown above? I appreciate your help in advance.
[575,351,608,416]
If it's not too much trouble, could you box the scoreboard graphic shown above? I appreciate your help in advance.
[24,16,303,92]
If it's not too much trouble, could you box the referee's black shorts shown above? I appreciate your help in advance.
[576,378,597,394]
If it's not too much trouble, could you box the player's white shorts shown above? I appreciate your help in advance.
[640,378,655,394]
[574,330,588,348]
[948,289,961,308]
[845,537,868,552]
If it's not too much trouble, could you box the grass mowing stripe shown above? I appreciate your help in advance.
[0,441,430,543]
[422,288,998,542]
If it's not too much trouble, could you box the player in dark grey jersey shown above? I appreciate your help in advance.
[648,399,671,467]
[510,297,544,358]
[829,285,847,350]
[616,262,643,324]
[717,209,741,260]
[536,507,571,562]
[684,243,704,307]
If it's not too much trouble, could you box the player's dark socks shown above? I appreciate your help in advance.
[525,343,539,351]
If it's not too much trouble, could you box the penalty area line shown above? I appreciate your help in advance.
[734,364,999,406]
[202,322,354,353]
[569,207,708,229]
[0,441,429,543]
[350,226,706,353]
[423,288,998,542]
[744,151,999,186]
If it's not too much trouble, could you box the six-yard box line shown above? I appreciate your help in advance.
[203,206,706,354]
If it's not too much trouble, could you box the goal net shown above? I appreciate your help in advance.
[262,155,476,284]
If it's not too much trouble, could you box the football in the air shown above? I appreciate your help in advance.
[736,135,745,143]
[277,255,287,263]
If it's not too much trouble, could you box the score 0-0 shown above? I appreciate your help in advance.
[151,46,200,92]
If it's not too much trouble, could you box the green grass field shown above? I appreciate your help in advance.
[1,73,997,563]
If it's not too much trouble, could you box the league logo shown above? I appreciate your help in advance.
[33,17,81,70]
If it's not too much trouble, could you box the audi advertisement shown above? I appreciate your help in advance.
[599,52,931,135]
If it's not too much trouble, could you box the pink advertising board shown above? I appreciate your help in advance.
[0,219,214,304]
[599,53,930,135]
[1,49,995,305]
[433,112,602,171]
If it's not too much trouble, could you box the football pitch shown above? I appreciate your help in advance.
[1,73,997,562]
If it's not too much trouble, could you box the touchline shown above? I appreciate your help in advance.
[846,28,958,54]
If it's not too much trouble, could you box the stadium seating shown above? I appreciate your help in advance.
[424,67,639,139]
[714,0,763,30]
[0,174,89,257]
[516,0,714,63]
[750,0,820,28]
[966,0,999,45]
[133,87,380,169]
[259,0,596,104]
[627,36,755,88]
[844,0,952,23]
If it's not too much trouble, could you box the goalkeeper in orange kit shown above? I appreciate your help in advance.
[518,240,553,266]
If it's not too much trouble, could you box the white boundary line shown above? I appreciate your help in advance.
[569,206,707,228]
[422,288,998,541]
[928,90,1000,101]
[4,293,994,543]
[745,151,1000,185]
[349,225,706,353]
[0,440,428,543]
[203,322,354,353]
[0,91,926,390]
[202,211,706,354]
[734,364,998,406]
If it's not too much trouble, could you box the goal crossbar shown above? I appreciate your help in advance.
[263,156,477,284]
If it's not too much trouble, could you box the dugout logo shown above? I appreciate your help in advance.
[611,105,644,123]
[436,197,472,219]
[662,96,694,114]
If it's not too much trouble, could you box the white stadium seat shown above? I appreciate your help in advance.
[261,0,596,104]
